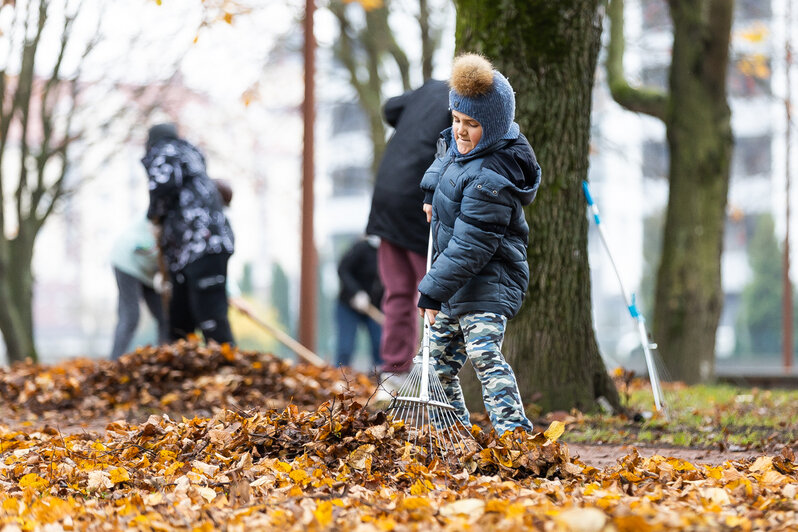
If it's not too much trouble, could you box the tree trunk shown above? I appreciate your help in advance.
[0,232,37,363]
[453,0,621,413]
[653,0,733,383]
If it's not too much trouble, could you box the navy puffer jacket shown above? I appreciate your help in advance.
[418,126,541,318]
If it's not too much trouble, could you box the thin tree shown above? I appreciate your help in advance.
[0,0,178,363]
[606,0,734,383]
[452,0,621,412]
[327,0,446,172]
[0,0,98,363]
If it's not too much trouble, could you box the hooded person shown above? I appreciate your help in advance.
[142,123,236,345]
[366,79,452,403]
[415,53,542,436]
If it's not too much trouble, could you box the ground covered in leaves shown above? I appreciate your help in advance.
[1,343,797,530]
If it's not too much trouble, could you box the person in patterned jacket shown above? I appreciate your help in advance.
[417,54,541,436]
[142,123,235,345]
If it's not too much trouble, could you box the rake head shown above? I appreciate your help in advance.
[385,357,479,464]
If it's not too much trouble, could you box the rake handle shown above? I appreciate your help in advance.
[419,229,434,402]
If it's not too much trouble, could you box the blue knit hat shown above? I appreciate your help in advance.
[448,54,519,156]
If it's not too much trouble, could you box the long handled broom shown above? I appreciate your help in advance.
[582,181,668,417]
[385,231,477,461]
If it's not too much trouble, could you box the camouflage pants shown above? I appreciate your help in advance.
[429,311,533,435]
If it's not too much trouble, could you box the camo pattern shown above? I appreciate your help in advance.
[429,311,533,435]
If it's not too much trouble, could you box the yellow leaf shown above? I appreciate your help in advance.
[289,469,308,484]
[223,12,233,24]
[375,516,397,531]
[544,421,565,442]
[109,467,130,484]
[2,497,22,514]
[164,461,185,476]
[313,500,333,526]
[274,461,292,473]
[18,473,48,490]
[409,479,430,495]
[398,496,430,510]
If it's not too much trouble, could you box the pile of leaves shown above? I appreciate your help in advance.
[1,400,797,530]
[0,341,374,426]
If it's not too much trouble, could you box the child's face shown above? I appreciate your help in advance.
[452,110,483,155]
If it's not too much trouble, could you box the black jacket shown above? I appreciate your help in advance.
[366,79,452,255]
[338,239,383,308]
[142,138,234,272]
[418,128,541,318]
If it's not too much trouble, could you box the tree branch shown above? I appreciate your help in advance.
[15,0,48,231]
[606,0,668,121]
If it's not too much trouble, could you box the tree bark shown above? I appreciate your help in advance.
[453,0,621,413]
[606,0,733,383]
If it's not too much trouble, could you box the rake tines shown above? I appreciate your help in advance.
[385,232,479,465]
[386,355,479,464]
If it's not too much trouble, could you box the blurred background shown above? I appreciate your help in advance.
[0,0,794,378]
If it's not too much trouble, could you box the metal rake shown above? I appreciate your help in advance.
[385,231,478,463]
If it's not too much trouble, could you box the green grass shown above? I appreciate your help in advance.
[558,383,798,450]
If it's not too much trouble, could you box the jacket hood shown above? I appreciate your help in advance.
[441,126,541,205]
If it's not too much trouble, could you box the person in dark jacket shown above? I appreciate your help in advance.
[335,236,383,369]
[418,54,541,436]
[142,123,236,345]
[365,79,452,397]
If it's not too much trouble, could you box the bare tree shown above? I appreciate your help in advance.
[326,0,447,172]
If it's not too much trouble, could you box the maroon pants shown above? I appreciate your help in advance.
[377,240,428,373]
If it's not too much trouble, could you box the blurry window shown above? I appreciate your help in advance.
[736,0,771,20]
[331,166,371,196]
[728,54,771,98]
[332,102,369,135]
[642,140,668,179]
[640,0,671,32]
[641,65,668,91]
[732,135,771,178]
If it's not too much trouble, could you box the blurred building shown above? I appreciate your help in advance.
[587,0,792,370]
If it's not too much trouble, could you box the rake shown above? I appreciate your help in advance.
[582,180,668,418]
[385,231,477,462]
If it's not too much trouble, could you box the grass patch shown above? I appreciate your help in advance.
[556,382,798,451]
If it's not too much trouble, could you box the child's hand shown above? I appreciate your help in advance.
[418,307,438,325]
[423,203,432,223]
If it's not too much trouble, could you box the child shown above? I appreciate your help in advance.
[417,53,541,435]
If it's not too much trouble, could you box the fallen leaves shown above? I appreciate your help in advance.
[0,339,375,427]
[0,344,796,530]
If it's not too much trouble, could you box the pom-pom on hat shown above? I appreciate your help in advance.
[449,53,518,155]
